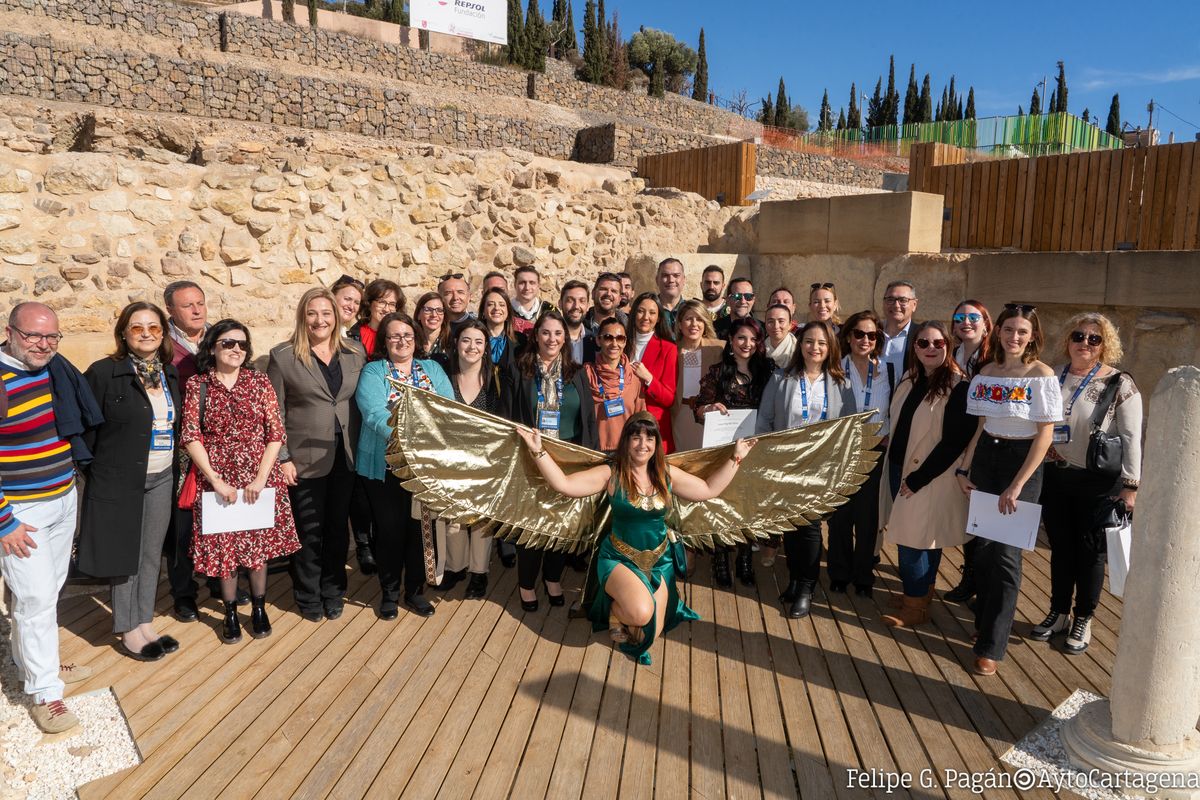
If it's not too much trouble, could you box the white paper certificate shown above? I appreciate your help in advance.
[201,489,276,535]
[681,351,702,398]
[966,490,1042,551]
[701,409,757,448]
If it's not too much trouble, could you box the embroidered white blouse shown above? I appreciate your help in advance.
[966,374,1062,438]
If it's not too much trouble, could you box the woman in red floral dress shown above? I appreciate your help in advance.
[181,319,299,644]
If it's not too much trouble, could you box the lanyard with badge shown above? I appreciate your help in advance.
[150,371,175,451]
[1054,362,1101,444]
[537,367,563,432]
[599,364,626,418]
[844,356,875,409]
[799,373,828,425]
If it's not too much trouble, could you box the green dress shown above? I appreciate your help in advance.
[588,482,699,665]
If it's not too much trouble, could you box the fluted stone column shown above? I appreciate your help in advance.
[1062,366,1200,799]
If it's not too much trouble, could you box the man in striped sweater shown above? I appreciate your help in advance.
[1,302,87,734]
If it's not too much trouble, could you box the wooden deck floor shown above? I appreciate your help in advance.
[60,534,1122,800]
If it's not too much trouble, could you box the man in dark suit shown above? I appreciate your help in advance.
[713,276,765,341]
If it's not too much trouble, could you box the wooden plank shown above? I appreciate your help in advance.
[993,160,1010,247]
[710,579,760,800]
[1055,153,1079,251]
[1185,142,1200,249]
[982,161,998,249]
[1086,150,1109,251]
[1034,155,1054,251]
[949,164,965,248]
[1002,158,1019,246]
[1157,144,1184,250]
[1020,157,1037,251]
[1101,149,1122,251]
[653,608,691,800]
[1011,158,1028,248]
[1114,148,1137,248]
[1126,147,1149,246]
[542,634,612,800]
[1070,151,1093,250]
[1170,142,1196,249]
[938,167,952,250]
[687,572,727,800]
[966,163,981,247]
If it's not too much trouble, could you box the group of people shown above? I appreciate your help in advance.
[0,257,1142,733]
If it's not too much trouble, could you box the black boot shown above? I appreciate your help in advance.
[712,551,732,588]
[944,565,976,603]
[780,580,801,604]
[356,544,378,577]
[788,585,814,619]
[736,548,756,587]
[221,600,242,643]
[250,595,271,639]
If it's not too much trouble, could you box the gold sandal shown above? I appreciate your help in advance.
[609,613,629,644]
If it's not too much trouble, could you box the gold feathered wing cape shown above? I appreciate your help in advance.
[385,382,882,552]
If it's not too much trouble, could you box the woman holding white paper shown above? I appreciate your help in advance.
[693,317,772,587]
[181,319,299,644]
[956,304,1062,676]
[670,301,722,452]
[756,320,855,617]
[1033,313,1142,655]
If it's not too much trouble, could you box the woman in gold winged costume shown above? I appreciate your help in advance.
[385,382,882,666]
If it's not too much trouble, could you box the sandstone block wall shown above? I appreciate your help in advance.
[756,145,885,189]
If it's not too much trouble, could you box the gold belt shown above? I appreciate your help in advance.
[611,532,669,575]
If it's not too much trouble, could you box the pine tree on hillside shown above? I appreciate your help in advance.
[1106,94,1121,136]
[935,98,943,123]
[866,78,883,128]
[1030,87,1041,115]
[965,87,976,120]
[775,78,790,127]
[1055,60,1068,113]
[903,64,919,125]
[918,74,932,123]
[603,10,628,90]
[937,87,948,121]
[507,0,525,65]
[818,89,833,132]
[947,76,958,120]
[760,92,774,126]
[956,97,963,120]
[548,0,565,58]
[847,82,861,130]
[692,28,708,101]
[523,0,546,71]
[837,109,846,130]
[562,1,577,55]
[581,0,605,82]
[884,55,899,125]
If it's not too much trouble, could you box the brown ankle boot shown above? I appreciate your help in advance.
[882,595,931,628]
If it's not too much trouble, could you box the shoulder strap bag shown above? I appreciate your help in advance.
[1085,372,1124,479]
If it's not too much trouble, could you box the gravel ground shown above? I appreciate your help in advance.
[1,614,140,800]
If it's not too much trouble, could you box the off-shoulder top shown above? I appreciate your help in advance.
[966,373,1062,438]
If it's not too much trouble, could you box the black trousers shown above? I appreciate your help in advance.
[1041,464,1115,618]
[784,521,823,588]
[287,436,355,613]
[364,471,426,603]
[969,436,1043,661]
[350,475,374,551]
[166,505,198,600]
[516,544,565,591]
[827,450,884,587]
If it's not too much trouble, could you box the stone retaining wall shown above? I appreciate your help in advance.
[756,145,885,190]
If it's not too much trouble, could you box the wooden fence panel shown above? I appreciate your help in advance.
[636,141,757,206]
[1185,144,1200,250]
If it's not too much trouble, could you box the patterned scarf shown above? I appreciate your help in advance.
[131,354,163,388]
[535,356,564,440]
[387,360,433,408]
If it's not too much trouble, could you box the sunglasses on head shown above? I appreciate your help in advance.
[217,338,248,351]
[916,338,947,350]
[127,323,163,336]
[1070,330,1103,347]
[600,333,627,343]
[439,272,465,282]
[1004,303,1037,314]
[851,329,878,341]
[334,274,365,290]
[729,292,755,301]
[810,282,835,290]
[952,312,983,324]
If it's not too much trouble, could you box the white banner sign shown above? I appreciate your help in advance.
[410,0,508,45]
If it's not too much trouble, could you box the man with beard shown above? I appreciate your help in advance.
[700,265,727,322]
[617,272,635,312]
[714,276,764,341]
[584,272,626,336]
[655,258,685,328]
[559,280,595,364]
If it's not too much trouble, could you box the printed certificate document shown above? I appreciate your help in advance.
[701,409,757,448]
[201,489,276,535]
[966,490,1042,551]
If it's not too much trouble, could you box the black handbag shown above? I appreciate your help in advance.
[1085,373,1124,478]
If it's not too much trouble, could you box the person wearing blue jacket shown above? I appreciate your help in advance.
[355,312,452,621]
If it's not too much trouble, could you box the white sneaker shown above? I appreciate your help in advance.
[1064,616,1092,654]
[1029,611,1070,641]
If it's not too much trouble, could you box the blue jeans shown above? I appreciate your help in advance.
[897,545,942,597]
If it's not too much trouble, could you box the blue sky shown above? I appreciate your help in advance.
[591,0,1200,139]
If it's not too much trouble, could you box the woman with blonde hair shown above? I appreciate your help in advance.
[268,287,367,622]
[1030,312,1142,655]
[807,282,841,330]
[671,300,723,452]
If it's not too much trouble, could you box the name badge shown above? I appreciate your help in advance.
[151,425,175,451]
[538,409,560,431]
[1052,424,1071,445]
[604,397,626,418]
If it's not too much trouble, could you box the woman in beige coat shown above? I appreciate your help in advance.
[879,321,975,627]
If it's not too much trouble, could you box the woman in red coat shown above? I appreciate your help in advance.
[625,292,679,452]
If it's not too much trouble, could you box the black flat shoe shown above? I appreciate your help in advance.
[378,601,399,621]
[520,590,539,612]
[464,573,488,599]
[300,609,323,623]
[357,545,378,576]
[221,600,242,644]
[250,595,272,639]
[173,596,199,622]
[712,552,732,588]
[404,593,435,618]
[543,581,565,607]
[122,641,166,662]
[155,635,180,654]
[787,592,813,619]
[324,604,344,620]
[736,552,756,587]
[432,569,466,592]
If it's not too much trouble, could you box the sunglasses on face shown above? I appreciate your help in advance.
[1004,303,1037,314]
[729,292,755,302]
[600,333,627,343]
[1070,330,1103,347]
[127,323,163,336]
[851,329,878,341]
[953,312,983,324]
[916,338,947,350]
[810,282,835,290]
[217,338,248,351]
[439,272,465,282]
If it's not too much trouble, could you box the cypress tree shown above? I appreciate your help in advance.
[523,0,546,71]
[760,92,774,126]
[956,97,963,120]
[692,28,708,101]
[387,0,405,26]
[1030,87,1041,115]
[775,77,790,127]
[937,87,948,121]
[1018,105,1024,115]
[903,64,918,125]
[837,109,846,130]
[918,74,932,123]
[884,55,899,125]
[1048,89,1057,117]
[562,1,577,55]
[847,82,861,130]
[581,0,605,82]
[935,98,943,123]
[818,89,833,132]
[965,87,976,120]
[1106,94,1121,136]
[1081,108,1090,123]
[866,78,883,128]
[1055,60,1068,113]
[947,76,957,120]
[507,0,525,65]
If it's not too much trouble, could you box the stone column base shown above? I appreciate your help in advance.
[1062,699,1200,799]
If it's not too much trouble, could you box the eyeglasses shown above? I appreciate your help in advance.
[385,334,415,343]
[883,296,914,306]
[420,307,445,315]
[9,326,64,346]
[373,300,398,311]
[438,272,465,282]
[127,323,163,337]
[217,338,248,351]
[952,312,983,324]
[600,333,627,343]
[915,338,947,350]
[729,292,755,302]
[1070,330,1103,347]
[810,282,835,290]
[851,329,878,341]
[1004,303,1037,314]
